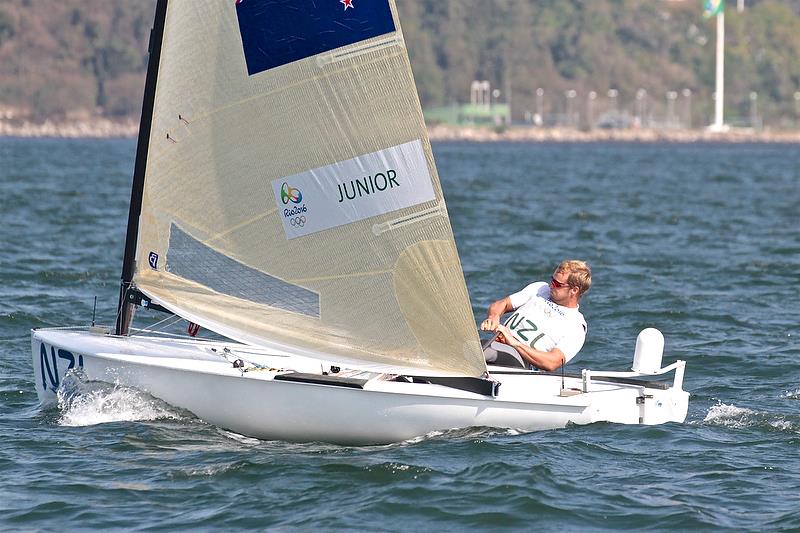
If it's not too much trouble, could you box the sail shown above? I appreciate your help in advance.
[131,0,485,377]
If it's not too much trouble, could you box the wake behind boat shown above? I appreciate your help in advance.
[31,0,688,445]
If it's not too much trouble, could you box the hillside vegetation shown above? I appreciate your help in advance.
[0,0,151,119]
[1,0,799,127]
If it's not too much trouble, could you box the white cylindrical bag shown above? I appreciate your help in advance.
[632,328,664,373]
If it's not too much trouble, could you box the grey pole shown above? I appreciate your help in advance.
[667,91,678,128]
[565,89,577,128]
[749,91,758,129]
[794,91,800,128]
[682,88,692,129]
[536,88,544,126]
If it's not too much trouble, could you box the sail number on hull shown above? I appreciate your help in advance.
[37,342,84,393]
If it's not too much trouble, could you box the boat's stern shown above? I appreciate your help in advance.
[579,359,689,425]
[586,328,689,425]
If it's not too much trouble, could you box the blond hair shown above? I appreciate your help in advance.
[557,259,592,296]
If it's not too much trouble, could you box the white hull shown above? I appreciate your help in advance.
[32,328,689,445]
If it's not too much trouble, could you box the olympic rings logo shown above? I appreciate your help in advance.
[290,216,306,227]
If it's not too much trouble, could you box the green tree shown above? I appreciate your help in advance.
[0,9,14,47]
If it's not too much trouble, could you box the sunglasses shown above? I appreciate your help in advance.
[550,277,572,289]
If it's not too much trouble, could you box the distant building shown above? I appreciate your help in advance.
[424,103,511,126]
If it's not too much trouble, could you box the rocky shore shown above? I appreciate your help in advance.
[3,117,800,143]
[0,118,139,138]
[426,123,800,143]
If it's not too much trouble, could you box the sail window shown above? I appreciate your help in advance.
[166,225,320,318]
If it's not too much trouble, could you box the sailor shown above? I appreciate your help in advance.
[480,260,591,372]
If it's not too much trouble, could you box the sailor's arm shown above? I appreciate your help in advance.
[480,297,513,331]
[495,324,566,372]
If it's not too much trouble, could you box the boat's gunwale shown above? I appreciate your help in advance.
[32,327,674,407]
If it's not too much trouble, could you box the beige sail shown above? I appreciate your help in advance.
[132,0,485,376]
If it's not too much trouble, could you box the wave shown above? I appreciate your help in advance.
[218,429,263,445]
[398,426,526,446]
[783,389,800,400]
[702,401,797,432]
[56,370,183,427]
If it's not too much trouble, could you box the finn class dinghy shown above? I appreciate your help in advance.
[31,0,688,445]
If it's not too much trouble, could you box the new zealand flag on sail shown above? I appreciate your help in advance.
[235,0,396,76]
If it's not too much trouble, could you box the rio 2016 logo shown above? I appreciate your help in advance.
[280,182,303,205]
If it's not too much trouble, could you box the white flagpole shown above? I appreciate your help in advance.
[712,8,726,131]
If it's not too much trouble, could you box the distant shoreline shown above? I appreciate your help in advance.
[0,118,139,139]
[426,124,800,143]
[4,118,800,143]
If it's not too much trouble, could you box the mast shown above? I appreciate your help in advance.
[116,0,169,335]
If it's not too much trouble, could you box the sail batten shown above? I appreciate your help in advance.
[132,0,485,377]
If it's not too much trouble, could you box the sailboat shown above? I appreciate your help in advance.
[31,0,688,445]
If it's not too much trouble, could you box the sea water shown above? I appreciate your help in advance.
[1,138,798,529]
